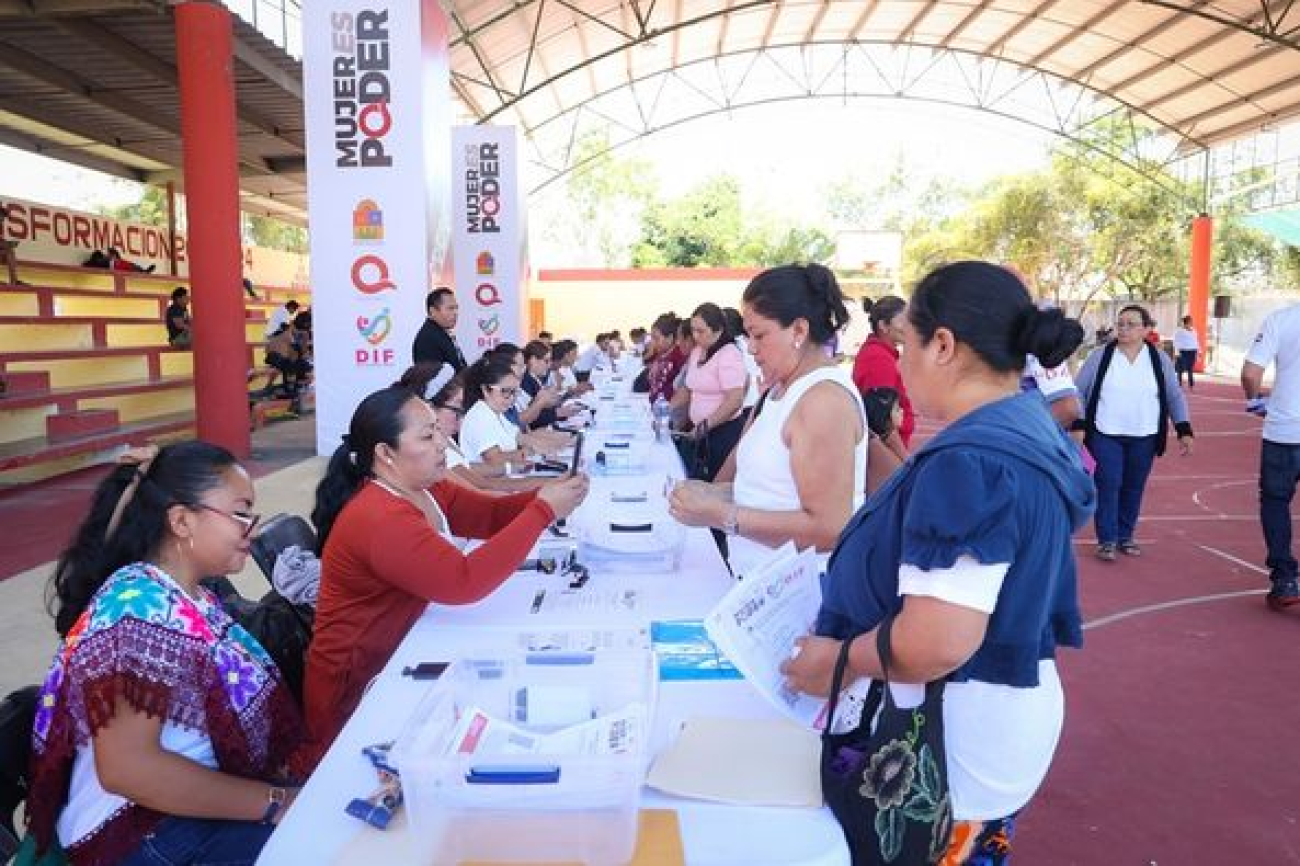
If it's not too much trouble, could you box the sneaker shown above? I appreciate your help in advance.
[1095,543,1118,562]
[1118,540,1143,557]
[1267,578,1300,611]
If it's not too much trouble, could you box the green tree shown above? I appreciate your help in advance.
[246,214,309,253]
[633,174,836,267]
[100,185,169,227]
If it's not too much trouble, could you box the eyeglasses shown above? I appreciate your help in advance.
[435,402,466,416]
[490,386,518,398]
[192,503,262,538]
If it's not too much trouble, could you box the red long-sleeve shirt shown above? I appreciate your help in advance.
[851,335,916,446]
[301,480,554,763]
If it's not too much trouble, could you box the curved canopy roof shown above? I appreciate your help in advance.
[1,0,1299,222]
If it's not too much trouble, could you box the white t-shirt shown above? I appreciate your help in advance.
[1094,347,1160,437]
[1023,355,1078,405]
[729,366,866,576]
[459,400,519,460]
[574,345,608,373]
[1246,303,1300,444]
[1173,327,1200,352]
[265,304,293,337]
[887,555,1064,822]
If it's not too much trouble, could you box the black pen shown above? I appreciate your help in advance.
[530,589,546,614]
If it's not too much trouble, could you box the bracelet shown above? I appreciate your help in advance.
[722,504,740,536]
[261,786,287,825]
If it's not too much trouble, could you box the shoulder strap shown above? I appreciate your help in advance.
[1083,341,1117,435]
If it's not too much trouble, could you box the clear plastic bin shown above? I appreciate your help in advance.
[577,515,685,572]
[392,651,657,865]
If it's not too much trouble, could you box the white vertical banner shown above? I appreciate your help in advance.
[303,2,451,456]
[451,126,527,362]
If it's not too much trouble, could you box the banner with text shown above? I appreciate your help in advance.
[304,1,452,454]
[450,125,526,362]
[0,195,311,292]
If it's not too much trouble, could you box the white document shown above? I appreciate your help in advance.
[704,544,828,728]
[647,716,822,807]
[446,704,647,757]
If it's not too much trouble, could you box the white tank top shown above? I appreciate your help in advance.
[728,365,867,576]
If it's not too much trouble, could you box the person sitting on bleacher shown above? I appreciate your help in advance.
[265,315,311,404]
[165,287,192,348]
[27,442,304,865]
[107,246,155,274]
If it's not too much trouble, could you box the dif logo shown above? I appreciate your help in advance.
[355,307,395,366]
[474,274,502,348]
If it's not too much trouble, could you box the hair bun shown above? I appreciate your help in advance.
[1015,307,1084,368]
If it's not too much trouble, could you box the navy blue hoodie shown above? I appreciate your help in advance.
[818,391,1096,687]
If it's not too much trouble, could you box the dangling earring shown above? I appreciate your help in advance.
[188,536,195,552]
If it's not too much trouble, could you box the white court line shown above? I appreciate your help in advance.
[1191,479,1254,514]
[1196,543,1269,575]
[1083,589,1266,630]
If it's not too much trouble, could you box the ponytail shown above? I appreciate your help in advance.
[311,386,418,552]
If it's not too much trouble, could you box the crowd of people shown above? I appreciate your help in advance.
[10,256,1299,866]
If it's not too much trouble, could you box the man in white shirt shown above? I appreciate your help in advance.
[573,334,611,381]
[1242,302,1300,609]
[265,299,299,337]
[1173,315,1200,388]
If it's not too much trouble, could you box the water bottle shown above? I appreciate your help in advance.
[652,397,671,442]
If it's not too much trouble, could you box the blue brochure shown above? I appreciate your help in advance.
[651,619,743,681]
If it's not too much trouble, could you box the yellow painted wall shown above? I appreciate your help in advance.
[83,387,194,423]
[0,323,93,351]
[8,355,149,388]
[0,293,38,316]
[0,405,56,444]
[530,272,756,342]
[55,295,159,318]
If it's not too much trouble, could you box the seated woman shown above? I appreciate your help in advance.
[28,442,303,866]
[783,262,1094,863]
[302,386,588,761]
[490,343,572,452]
[670,303,750,480]
[458,352,531,469]
[668,264,867,576]
[413,368,547,493]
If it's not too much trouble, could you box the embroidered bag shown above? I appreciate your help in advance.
[820,618,952,865]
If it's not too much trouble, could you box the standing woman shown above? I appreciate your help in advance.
[783,262,1094,864]
[852,295,914,452]
[670,303,750,480]
[304,386,588,761]
[1173,315,1200,389]
[1075,304,1194,562]
[29,442,303,866]
[646,314,687,405]
[668,264,866,576]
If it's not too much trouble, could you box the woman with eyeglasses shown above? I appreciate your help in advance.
[30,441,303,866]
[424,371,548,493]
[303,386,588,762]
[457,352,532,469]
[1074,303,1194,562]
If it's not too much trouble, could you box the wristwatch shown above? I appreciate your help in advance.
[722,504,740,536]
[261,786,288,825]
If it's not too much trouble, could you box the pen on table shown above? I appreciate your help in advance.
[530,588,546,614]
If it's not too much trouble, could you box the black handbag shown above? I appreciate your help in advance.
[821,619,953,865]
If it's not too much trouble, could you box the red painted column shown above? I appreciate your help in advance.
[1188,214,1213,373]
[175,2,249,457]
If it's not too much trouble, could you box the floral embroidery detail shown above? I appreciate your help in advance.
[33,660,63,740]
[227,624,273,667]
[859,738,917,810]
[215,642,264,712]
[170,599,214,643]
[91,575,170,627]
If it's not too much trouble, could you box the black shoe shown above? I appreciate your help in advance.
[1266,577,1300,611]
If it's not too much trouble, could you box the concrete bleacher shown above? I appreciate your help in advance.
[0,259,311,486]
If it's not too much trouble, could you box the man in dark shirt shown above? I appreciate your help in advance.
[412,287,466,374]
[165,287,191,348]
